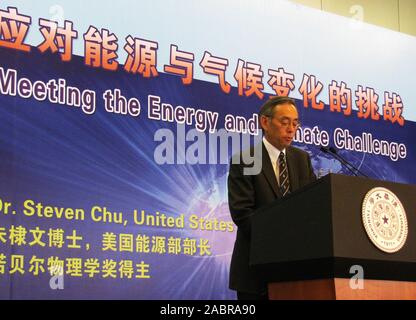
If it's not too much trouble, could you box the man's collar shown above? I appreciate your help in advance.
[262,137,286,161]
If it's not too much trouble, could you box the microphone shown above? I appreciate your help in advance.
[328,147,369,178]
[320,146,368,178]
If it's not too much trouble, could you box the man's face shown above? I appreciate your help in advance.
[260,102,299,151]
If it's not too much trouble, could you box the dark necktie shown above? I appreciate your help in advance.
[278,152,290,196]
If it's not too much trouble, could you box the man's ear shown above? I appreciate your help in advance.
[259,115,269,132]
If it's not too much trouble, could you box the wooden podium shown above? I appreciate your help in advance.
[250,174,416,300]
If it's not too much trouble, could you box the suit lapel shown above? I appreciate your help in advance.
[261,143,281,198]
[286,147,299,192]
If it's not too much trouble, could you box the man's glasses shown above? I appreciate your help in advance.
[269,117,301,129]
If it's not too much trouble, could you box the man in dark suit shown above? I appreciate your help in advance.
[228,96,316,300]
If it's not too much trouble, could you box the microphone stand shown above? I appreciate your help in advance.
[320,146,368,178]
[328,147,369,178]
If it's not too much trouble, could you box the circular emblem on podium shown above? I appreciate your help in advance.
[362,187,408,253]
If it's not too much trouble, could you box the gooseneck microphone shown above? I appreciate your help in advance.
[320,146,369,178]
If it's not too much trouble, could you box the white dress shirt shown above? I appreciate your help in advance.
[262,136,286,186]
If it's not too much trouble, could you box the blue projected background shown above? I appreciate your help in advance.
[0,0,415,300]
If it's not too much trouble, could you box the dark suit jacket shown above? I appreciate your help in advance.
[227,142,316,294]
